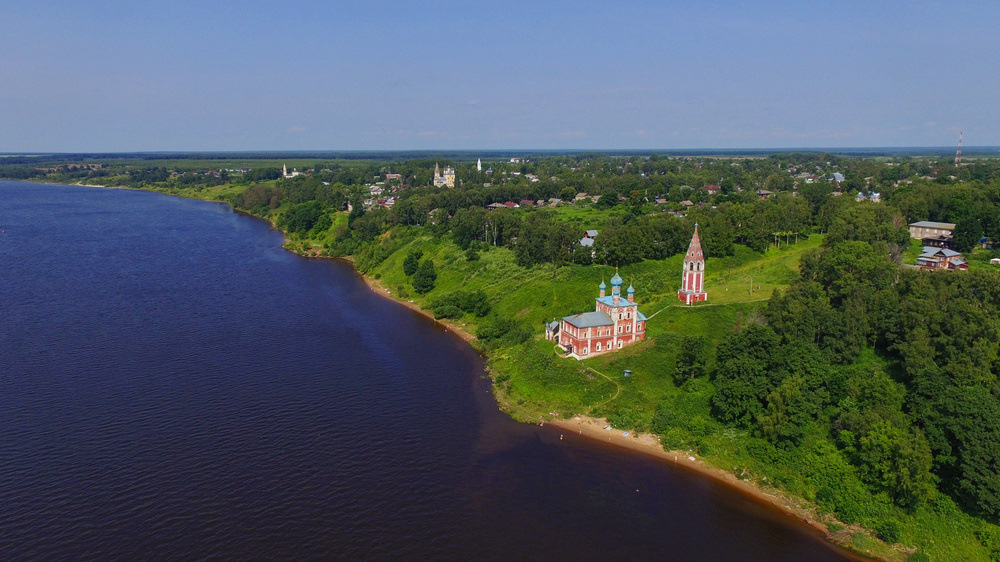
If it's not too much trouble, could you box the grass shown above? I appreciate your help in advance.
[349,227,999,561]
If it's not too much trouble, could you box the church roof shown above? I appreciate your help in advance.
[684,225,704,262]
[627,284,634,294]
[610,271,623,286]
[599,280,606,290]
[563,311,614,328]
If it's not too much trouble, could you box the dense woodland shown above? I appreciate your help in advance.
[9,151,1000,558]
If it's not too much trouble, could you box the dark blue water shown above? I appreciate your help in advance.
[0,181,850,560]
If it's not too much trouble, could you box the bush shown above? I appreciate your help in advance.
[875,519,901,544]
[433,305,464,319]
[651,404,678,435]
[606,405,649,433]
[476,316,530,346]
[430,289,491,317]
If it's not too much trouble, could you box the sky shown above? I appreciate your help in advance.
[2,0,998,152]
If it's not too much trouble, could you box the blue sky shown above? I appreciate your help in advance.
[2,1,998,151]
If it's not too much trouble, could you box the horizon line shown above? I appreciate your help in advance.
[3,145,999,157]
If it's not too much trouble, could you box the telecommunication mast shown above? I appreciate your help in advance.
[955,131,963,165]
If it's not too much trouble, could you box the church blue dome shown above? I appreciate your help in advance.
[610,272,623,286]
[599,280,607,290]
[627,284,635,294]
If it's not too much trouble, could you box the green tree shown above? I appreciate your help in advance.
[952,215,983,253]
[853,420,935,508]
[412,259,437,294]
[758,375,812,447]
[674,336,709,384]
[403,250,422,276]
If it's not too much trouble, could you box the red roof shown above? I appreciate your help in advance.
[684,225,704,262]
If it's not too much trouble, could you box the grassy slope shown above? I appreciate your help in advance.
[58,181,992,561]
[356,226,992,561]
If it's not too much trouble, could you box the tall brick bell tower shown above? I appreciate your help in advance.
[677,224,708,305]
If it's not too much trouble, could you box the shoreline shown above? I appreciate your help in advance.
[352,265,478,343]
[347,258,874,558]
[23,179,879,559]
[348,260,880,559]
[545,415,870,559]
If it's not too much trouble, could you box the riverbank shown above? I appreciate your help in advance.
[344,257,884,560]
[547,415,874,559]
[23,179,898,560]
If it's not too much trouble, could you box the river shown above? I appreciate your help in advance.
[0,181,851,560]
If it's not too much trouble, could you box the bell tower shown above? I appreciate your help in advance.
[677,224,707,305]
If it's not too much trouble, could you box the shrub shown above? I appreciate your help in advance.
[875,519,901,544]
[607,406,649,433]
[433,305,463,320]
[431,289,491,317]
[476,316,530,346]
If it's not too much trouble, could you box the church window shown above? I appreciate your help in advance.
[596,342,601,351]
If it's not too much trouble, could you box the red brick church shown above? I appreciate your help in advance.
[558,271,647,359]
[677,224,708,304]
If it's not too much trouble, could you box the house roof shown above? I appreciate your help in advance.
[563,311,614,328]
[910,221,956,229]
[585,230,599,237]
[579,237,594,247]
[921,247,961,257]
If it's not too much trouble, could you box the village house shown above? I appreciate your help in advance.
[558,272,647,359]
[916,247,968,271]
[578,230,599,252]
[909,221,955,249]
